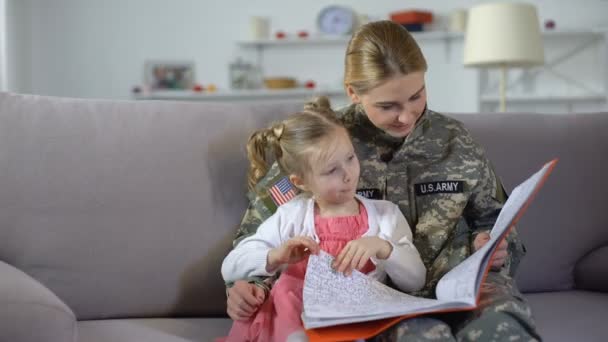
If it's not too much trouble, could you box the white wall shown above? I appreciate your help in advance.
[6,0,31,93]
[0,0,6,90]
[6,0,608,112]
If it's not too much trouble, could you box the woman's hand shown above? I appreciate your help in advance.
[474,232,508,270]
[332,236,392,276]
[226,280,266,321]
[267,236,320,272]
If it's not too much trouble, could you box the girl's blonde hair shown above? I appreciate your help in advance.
[246,96,343,191]
[344,20,428,95]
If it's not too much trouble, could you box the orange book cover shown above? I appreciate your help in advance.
[304,159,558,342]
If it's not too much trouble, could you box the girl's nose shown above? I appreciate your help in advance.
[343,169,351,183]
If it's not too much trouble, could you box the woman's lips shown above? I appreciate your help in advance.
[390,123,410,131]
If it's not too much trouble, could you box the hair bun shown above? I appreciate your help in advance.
[304,96,332,113]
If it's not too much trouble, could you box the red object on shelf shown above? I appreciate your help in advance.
[545,19,556,30]
[298,30,309,38]
[389,10,433,24]
[275,31,286,39]
[304,80,316,89]
[192,84,204,92]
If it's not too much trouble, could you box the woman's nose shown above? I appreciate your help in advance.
[397,106,418,123]
[397,111,411,123]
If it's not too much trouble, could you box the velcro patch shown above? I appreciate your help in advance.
[356,188,382,200]
[415,181,464,196]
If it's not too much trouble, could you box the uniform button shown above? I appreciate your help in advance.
[380,152,394,163]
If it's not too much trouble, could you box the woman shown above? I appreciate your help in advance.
[226,20,540,341]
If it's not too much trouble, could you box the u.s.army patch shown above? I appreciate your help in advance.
[415,181,464,196]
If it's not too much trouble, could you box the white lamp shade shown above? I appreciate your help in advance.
[464,2,544,68]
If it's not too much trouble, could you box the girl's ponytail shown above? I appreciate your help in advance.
[246,122,286,191]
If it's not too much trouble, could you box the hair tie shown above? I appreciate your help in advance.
[273,123,285,140]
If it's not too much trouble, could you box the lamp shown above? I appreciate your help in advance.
[464,2,545,112]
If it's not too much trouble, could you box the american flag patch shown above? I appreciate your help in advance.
[268,177,297,206]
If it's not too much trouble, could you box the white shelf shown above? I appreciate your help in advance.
[237,31,463,48]
[541,28,607,38]
[134,88,345,101]
[237,29,607,48]
[238,36,349,47]
[480,93,607,103]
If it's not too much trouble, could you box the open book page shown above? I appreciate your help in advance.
[302,251,469,329]
[303,159,557,331]
[435,159,557,302]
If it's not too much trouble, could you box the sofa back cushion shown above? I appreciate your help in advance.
[0,93,303,319]
[2,92,606,321]
[452,112,608,293]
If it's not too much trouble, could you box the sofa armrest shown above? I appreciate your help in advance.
[575,245,608,292]
[0,260,77,342]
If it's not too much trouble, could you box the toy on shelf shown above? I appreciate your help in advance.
[389,10,433,32]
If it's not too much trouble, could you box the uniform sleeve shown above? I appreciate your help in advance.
[221,209,286,283]
[226,162,291,290]
[233,202,267,248]
[464,156,526,276]
[375,204,427,292]
[464,157,505,232]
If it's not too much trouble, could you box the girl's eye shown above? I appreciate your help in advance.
[410,95,421,101]
[380,105,393,110]
[347,155,355,161]
[326,168,337,175]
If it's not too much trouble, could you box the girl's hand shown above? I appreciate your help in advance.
[267,236,320,272]
[332,236,392,276]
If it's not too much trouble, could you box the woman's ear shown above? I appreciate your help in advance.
[346,85,361,104]
[289,174,308,192]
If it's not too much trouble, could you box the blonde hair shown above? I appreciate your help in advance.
[344,20,428,95]
[246,97,344,191]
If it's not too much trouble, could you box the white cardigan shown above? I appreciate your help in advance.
[222,194,426,292]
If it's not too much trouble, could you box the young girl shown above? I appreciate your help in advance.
[221,98,426,342]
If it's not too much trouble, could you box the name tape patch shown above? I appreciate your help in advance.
[356,188,382,200]
[415,181,464,196]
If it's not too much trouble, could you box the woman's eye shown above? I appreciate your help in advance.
[410,95,421,101]
[348,155,355,161]
[326,168,336,174]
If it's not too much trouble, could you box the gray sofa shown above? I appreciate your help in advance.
[0,92,606,342]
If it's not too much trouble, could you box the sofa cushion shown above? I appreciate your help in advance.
[452,113,608,293]
[77,318,232,342]
[0,92,303,319]
[0,261,77,342]
[575,245,608,292]
[525,290,608,342]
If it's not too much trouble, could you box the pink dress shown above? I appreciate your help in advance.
[222,203,375,342]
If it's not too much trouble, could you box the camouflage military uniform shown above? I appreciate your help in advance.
[230,105,541,341]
